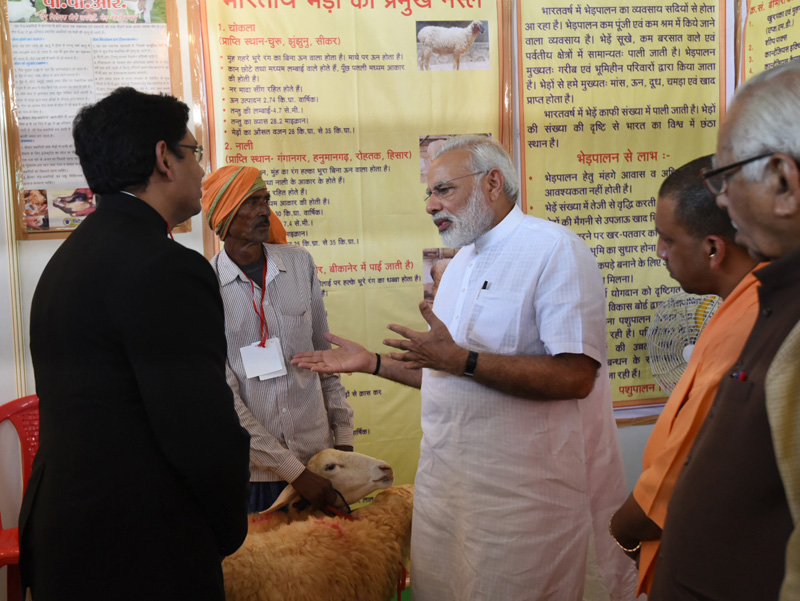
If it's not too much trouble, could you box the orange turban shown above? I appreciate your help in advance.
[200,165,287,243]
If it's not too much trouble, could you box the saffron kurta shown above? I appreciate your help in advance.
[633,269,762,594]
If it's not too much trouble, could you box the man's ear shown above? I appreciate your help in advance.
[485,167,505,203]
[771,153,800,218]
[704,235,726,269]
[153,140,174,181]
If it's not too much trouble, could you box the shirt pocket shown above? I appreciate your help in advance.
[279,311,313,355]
[274,287,310,317]
[466,291,522,353]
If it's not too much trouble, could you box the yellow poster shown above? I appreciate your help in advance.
[201,0,505,485]
[518,0,726,410]
[741,0,800,82]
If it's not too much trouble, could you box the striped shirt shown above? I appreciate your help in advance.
[210,243,353,483]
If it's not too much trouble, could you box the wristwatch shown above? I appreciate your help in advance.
[463,350,479,377]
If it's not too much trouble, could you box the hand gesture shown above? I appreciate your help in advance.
[384,301,465,374]
[291,332,376,374]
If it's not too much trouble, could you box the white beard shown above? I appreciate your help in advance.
[437,185,494,248]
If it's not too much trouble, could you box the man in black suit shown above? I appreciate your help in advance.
[19,87,251,601]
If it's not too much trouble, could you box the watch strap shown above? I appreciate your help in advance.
[463,350,479,377]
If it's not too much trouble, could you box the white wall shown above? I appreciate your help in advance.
[619,423,654,492]
[0,42,26,597]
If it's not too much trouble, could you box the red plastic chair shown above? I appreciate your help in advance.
[0,395,39,601]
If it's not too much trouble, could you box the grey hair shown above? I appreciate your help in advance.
[726,58,800,180]
[432,135,519,204]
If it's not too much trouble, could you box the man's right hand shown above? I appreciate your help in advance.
[290,468,338,511]
[291,332,377,374]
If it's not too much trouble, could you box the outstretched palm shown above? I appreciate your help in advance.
[291,332,374,374]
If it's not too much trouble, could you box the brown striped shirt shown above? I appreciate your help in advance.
[210,244,353,483]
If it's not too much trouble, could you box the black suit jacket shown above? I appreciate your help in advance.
[20,193,251,601]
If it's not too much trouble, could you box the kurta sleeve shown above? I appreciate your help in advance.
[533,234,607,363]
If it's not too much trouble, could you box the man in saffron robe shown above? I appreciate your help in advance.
[609,155,761,595]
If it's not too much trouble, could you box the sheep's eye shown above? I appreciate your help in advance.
[324,463,336,471]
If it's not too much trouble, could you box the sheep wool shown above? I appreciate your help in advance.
[224,485,414,601]
[246,501,346,535]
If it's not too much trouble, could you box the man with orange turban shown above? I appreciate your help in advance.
[202,165,288,243]
[202,165,354,512]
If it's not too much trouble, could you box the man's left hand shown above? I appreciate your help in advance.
[291,469,338,511]
[383,301,467,374]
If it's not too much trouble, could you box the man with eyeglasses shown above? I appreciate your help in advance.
[20,87,251,601]
[650,59,800,601]
[293,135,636,600]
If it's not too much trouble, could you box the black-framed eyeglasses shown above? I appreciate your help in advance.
[177,144,204,163]
[700,152,773,196]
[424,170,488,203]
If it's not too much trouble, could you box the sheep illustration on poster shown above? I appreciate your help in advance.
[416,20,490,71]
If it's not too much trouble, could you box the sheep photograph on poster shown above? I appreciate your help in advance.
[416,20,490,71]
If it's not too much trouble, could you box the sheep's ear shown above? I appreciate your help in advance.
[260,484,300,514]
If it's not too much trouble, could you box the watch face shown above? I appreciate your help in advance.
[464,351,478,377]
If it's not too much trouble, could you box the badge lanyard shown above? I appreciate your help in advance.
[248,258,269,347]
[239,255,286,381]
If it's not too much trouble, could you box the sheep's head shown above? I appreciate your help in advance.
[262,449,394,513]
[470,20,485,35]
[308,448,395,498]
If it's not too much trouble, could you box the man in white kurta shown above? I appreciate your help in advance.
[292,135,636,600]
[414,205,633,600]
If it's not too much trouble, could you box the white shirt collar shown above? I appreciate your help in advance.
[473,204,525,254]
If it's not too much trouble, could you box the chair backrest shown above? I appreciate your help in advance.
[0,395,39,496]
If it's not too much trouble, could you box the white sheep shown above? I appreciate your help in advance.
[418,20,486,71]
[7,0,36,22]
[224,484,414,601]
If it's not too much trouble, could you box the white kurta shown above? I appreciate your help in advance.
[411,206,636,601]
